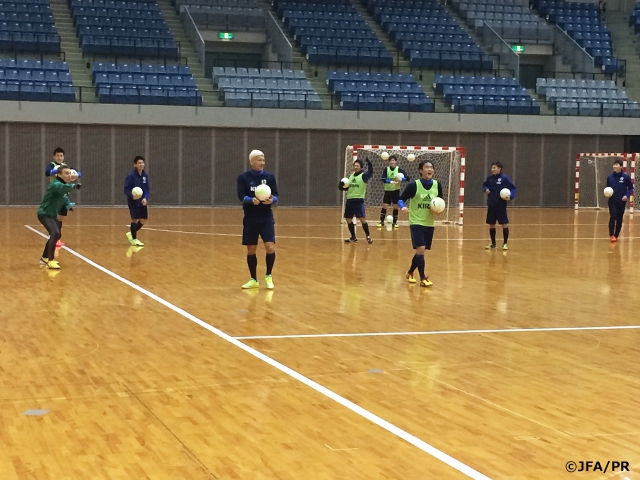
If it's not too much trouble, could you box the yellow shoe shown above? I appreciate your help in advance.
[265,275,274,290]
[377,223,383,229]
[420,277,433,287]
[502,243,508,250]
[406,273,417,284]
[40,257,49,265]
[242,279,259,289]
[46,260,60,270]
[133,239,144,247]
[126,232,136,245]
[393,223,399,229]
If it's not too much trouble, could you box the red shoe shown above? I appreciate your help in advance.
[610,236,617,243]
[55,240,64,248]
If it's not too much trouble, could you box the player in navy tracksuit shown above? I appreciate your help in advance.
[606,159,634,242]
[237,149,279,290]
[483,161,516,250]
[124,156,150,247]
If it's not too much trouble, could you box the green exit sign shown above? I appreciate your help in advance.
[219,32,234,40]
[511,45,525,53]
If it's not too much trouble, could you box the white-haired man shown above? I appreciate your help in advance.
[236,149,279,289]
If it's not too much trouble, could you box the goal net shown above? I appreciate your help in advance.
[344,145,465,225]
[575,153,636,212]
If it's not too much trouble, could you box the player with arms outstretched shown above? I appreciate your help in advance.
[340,157,374,244]
[398,161,442,287]
[377,155,409,229]
[237,149,279,290]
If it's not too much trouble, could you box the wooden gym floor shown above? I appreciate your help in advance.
[2,206,639,480]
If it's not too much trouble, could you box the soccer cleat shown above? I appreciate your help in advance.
[40,257,48,265]
[393,223,399,229]
[420,277,433,287]
[46,260,60,270]
[485,244,496,250]
[344,237,357,243]
[242,278,259,289]
[610,236,617,243]
[133,239,144,247]
[377,223,383,229]
[406,273,417,284]
[55,240,64,248]
[126,232,136,245]
[367,236,373,244]
[265,275,274,290]
[502,243,508,250]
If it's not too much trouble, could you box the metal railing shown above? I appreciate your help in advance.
[482,22,520,82]
[554,25,594,79]
[265,9,293,68]
[181,7,205,75]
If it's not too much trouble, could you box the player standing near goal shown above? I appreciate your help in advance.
[45,147,72,248]
[340,157,374,244]
[124,156,149,247]
[237,149,279,290]
[398,161,442,287]
[483,161,516,251]
[606,159,633,243]
[378,155,409,229]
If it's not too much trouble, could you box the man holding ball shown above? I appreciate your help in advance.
[483,161,516,251]
[398,160,442,287]
[124,156,149,247]
[237,149,279,289]
[606,159,633,243]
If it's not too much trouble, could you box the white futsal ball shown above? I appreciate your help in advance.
[385,214,393,224]
[407,153,416,162]
[255,184,271,201]
[500,188,511,200]
[341,177,350,187]
[430,197,445,214]
[396,172,404,181]
[132,187,143,199]
[380,152,389,161]
[603,187,614,198]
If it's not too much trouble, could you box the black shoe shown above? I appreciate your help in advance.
[344,237,358,243]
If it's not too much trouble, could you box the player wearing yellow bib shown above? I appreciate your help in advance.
[399,161,442,287]
[378,155,409,229]
[339,157,374,244]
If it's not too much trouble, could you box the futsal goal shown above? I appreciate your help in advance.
[575,152,637,212]
[344,145,466,225]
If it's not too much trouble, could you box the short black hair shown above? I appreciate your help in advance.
[56,163,70,173]
[492,161,504,170]
[53,147,64,156]
[388,154,398,162]
[613,159,623,167]
[353,158,363,168]
[134,155,145,164]
[418,160,434,171]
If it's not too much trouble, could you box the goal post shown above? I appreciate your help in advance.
[344,145,465,225]
[575,152,637,212]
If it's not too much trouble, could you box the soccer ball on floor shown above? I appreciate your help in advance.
[132,187,143,199]
[604,187,614,198]
[430,197,446,214]
[500,188,511,200]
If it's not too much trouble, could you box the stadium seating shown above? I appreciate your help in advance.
[93,62,202,105]
[213,67,321,108]
[452,0,552,43]
[71,0,178,58]
[275,0,393,67]
[434,75,540,114]
[531,0,623,74]
[363,0,494,71]
[176,0,265,29]
[0,0,61,53]
[535,77,638,116]
[328,71,434,112]
[0,58,75,101]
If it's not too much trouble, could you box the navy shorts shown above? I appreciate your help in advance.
[242,216,276,245]
[486,205,508,225]
[128,198,148,220]
[344,199,365,218]
[382,190,400,205]
[410,225,435,249]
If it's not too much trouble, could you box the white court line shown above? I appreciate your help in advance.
[25,225,491,480]
[235,324,640,340]
[142,226,640,243]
